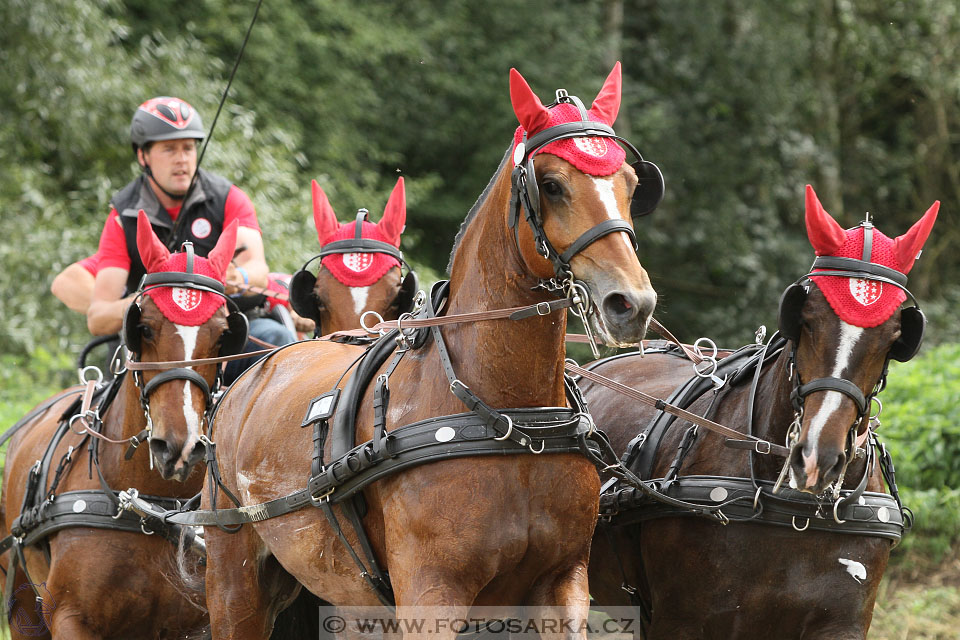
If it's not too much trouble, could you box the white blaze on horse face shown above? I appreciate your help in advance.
[350,286,370,316]
[838,558,867,584]
[799,321,864,486]
[591,176,635,252]
[175,324,202,463]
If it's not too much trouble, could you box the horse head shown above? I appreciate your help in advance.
[126,211,243,481]
[784,185,938,493]
[506,62,658,345]
[289,177,416,335]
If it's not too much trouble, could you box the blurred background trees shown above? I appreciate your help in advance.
[1,0,957,359]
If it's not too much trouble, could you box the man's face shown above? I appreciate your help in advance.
[139,139,198,197]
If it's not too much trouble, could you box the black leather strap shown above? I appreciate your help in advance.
[600,474,904,543]
[317,239,403,263]
[810,256,908,287]
[792,377,867,416]
[140,271,226,293]
[559,219,637,265]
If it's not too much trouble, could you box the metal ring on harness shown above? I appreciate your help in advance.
[792,516,810,532]
[493,415,514,442]
[528,440,546,454]
[68,413,91,436]
[78,365,103,387]
[833,498,847,524]
[752,486,763,511]
[110,344,129,376]
[361,310,386,335]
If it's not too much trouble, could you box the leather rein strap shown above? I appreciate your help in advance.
[565,361,791,458]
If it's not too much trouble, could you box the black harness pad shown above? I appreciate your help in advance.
[289,269,320,326]
[221,310,250,356]
[397,270,419,315]
[777,283,808,343]
[631,160,665,218]
[122,303,142,353]
[890,306,925,362]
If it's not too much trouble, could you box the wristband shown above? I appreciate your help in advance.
[237,266,249,285]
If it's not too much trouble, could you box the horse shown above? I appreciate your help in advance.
[0,212,242,639]
[197,62,659,639]
[582,185,938,639]
[0,175,419,639]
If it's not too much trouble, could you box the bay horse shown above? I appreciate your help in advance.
[583,185,938,639]
[199,63,659,639]
[0,212,242,639]
[0,178,418,638]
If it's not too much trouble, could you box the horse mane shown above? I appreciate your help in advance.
[446,143,513,274]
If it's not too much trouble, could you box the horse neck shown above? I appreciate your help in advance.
[444,169,568,407]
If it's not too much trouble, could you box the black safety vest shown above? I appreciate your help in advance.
[109,169,231,293]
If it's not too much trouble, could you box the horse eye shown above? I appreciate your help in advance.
[542,180,563,198]
[139,324,153,341]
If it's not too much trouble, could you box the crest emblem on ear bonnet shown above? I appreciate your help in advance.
[510,62,626,176]
[804,185,939,328]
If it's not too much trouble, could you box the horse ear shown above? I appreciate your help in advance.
[377,177,406,247]
[312,179,340,245]
[893,200,939,273]
[510,68,552,135]
[207,220,239,280]
[136,210,170,273]
[589,61,622,126]
[804,184,846,256]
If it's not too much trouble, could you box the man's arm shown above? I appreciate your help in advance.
[225,226,269,294]
[87,267,136,335]
[51,263,96,314]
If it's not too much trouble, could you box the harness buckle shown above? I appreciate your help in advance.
[535,301,552,316]
[310,487,334,506]
[754,440,771,455]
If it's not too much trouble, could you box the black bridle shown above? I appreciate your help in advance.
[509,90,663,286]
[508,90,663,356]
[777,220,925,496]
[123,243,245,448]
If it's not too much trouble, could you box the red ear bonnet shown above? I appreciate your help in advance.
[312,180,340,245]
[137,210,229,326]
[315,179,405,288]
[511,63,626,177]
[805,185,939,328]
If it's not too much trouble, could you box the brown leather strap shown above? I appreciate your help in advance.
[564,361,790,457]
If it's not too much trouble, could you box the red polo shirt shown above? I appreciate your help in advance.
[97,185,260,271]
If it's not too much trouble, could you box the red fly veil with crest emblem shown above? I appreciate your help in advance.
[511,62,626,177]
[805,185,939,327]
[312,177,405,287]
[137,210,237,325]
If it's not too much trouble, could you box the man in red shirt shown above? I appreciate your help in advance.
[86,96,294,382]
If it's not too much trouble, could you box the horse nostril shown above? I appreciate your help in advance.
[186,440,205,466]
[149,438,178,467]
[602,292,639,324]
[827,452,847,483]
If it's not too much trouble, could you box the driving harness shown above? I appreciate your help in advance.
[0,251,240,611]
[120,281,611,607]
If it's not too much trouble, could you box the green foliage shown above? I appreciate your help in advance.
[883,344,960,490]
[878,344,960,564]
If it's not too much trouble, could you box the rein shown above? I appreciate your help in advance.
[565,361,790,457]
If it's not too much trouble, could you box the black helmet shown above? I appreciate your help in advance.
[130,97,205,149]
